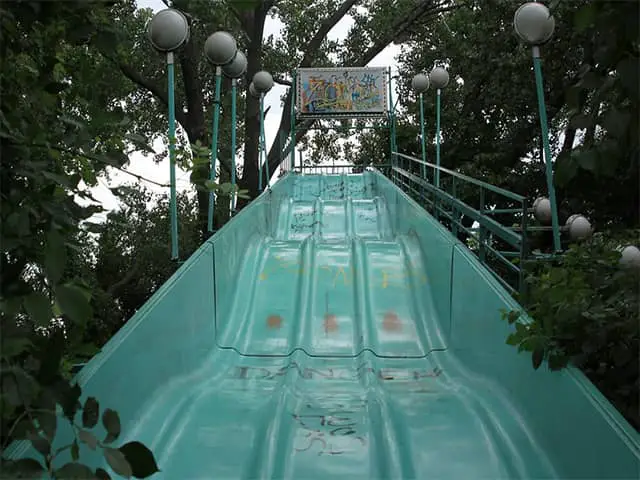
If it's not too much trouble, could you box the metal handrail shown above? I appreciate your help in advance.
[393,152,525,202]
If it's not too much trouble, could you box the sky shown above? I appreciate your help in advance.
[86,0,402,220]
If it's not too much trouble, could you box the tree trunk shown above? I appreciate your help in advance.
[237,6,267,207]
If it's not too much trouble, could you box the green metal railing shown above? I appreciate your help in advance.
[391,152,528,295]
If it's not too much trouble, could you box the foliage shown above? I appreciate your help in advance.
[501,233,639,428]
[0,1,159,476]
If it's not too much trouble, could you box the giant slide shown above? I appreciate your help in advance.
[9,171,639,478]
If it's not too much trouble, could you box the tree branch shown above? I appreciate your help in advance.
[273,75,292,86]
[105,257,141,296]
[264,0,458,178]
[353,1,460,65]
[300,0,360,67]
[115,61,189,129]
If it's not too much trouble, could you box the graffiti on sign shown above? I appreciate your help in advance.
[297,67,388,117]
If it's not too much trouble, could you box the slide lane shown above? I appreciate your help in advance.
[135,350,554,479]
[221,233,444,357]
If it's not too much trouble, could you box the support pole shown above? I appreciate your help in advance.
[167,52,179,260]
[208,66,223,233]
[435,88,442,188]
[290,71,297,171]
[532,46,561,252]
[261,93,270,189]
[258,94,265,191]
[230,78,237,214]
[387,67,396,168]
[419,92,427,181]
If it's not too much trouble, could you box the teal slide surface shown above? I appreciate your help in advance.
[9,171,639,478]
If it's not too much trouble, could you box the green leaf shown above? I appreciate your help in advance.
[1,368,39,407]
[577,150,598,171]
[506,333,520,346]
[2,458,45,478]
[56,284,92,325]
[44,229,66,284]
[569,113,592,130]
[119,441,160,479]
[601,108,630,139]
[71,440,80,461]
[55,462,95,478]
[548,354,567,371]
[23,292,53,327]
[1,337,34,359]
[104,447,132,479]
[617,56,639,100]
[36,410,57,442]
[124,133,155,154]
[574,2,598,32]
[27,430,50,456]
[58,382,82,422]
[95,468,112,480]
[507,310,520,324]
[532,348,544,370]
[102,408,121,443]
[554,152,578,186]
[82,397,99,428]
[577,71,602,90]
[41,171,72,188]
[232,0,261,11]
[78,429,98,450]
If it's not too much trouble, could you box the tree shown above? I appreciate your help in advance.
[1,1,159,476]
[81,0,461,237]
[87,186,202,345]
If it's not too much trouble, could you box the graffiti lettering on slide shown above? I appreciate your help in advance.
[292,401,368,455]
[230,362,442,382]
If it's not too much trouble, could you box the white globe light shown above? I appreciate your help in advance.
[204,31,238,66]
[514,2,555,45]
[566,214,592,240]
[249,82,260,98]
[222,50,247,79]
[253,71,274,93]
[411,73,429,94]
[429,67,450,89]
[619,245,640,270]
[147,9,190,52]
[532,197,551,224]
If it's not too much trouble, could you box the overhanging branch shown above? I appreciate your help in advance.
[300,0,360,67]
[115,61,190,129]
[265,0,460,175]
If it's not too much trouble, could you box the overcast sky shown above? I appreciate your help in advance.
[85,0,401,219]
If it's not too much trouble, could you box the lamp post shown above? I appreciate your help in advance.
[252,70,274,192]
[222,51,248,215]
[514,1,561,252]
[429,67,449,189]
[204,31,238,233]
[147,8,190,260]
[411,73,429,183]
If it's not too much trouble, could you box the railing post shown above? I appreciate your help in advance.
[451,176,458,237]
[519,197,529,299]
[478,187,487,264]
[290,70,297,172]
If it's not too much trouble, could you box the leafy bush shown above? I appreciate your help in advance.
[502,233,640,429]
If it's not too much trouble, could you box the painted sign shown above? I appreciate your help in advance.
[297,67,388,118]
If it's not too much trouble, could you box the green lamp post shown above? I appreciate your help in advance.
[204,31,239,233]
[147,8,190,260]
[222,50,248,215]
